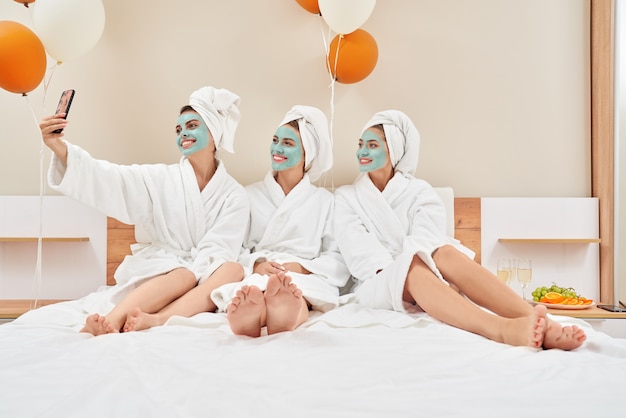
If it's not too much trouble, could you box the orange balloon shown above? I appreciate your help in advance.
[0,21,47,94]
[14,0,36,6]
[327,29,378,84]
[295,0,320,14]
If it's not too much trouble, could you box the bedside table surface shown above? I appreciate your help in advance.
[546,306,626,319]
[0,299,67,319]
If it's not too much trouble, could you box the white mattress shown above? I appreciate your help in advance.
[1,287,625,418]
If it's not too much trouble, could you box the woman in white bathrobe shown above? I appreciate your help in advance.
[212,105,351,337]
[39,86,250,335]
[334,110,586,350]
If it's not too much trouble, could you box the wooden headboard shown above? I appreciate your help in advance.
[106,197,481,286]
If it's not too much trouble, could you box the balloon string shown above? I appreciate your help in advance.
[42,61,59,108]
[23,94,45,310]
[327,77,336,191]
[326,36,342,191]
[318,14,330,58]
[316,16,333,189]
[319,18,341,190]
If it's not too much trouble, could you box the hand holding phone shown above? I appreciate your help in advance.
[52,89,75,134]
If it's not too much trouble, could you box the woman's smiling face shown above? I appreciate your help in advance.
[356,127,389,172]
[176,111,212,156]
[270,124,304,172]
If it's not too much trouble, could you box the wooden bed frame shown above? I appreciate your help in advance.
[106,197,482,286]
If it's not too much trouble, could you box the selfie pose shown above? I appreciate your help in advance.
[334,110,586,350]
[39,86,250,336]
[114,105,350,335]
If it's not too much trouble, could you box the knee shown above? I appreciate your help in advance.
[221,262,245,280]
[408,255,430,279]
[410,254,427,269]
[406,255,434,291]
[171,267,197,286]
[432,244,456,261]
[183,268,197,282]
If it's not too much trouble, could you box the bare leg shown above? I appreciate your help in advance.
[264,272,309,335]
[227,285,266,337]
[124,262,245,332]
[79,268,196,336]
[430,246,586,350]
[404,255,546,348]
[433,245,533,318]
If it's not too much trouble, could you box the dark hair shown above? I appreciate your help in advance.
[179,105,195,114]
[287,119,299,132]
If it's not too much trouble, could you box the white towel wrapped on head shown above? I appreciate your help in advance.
[189,86,241,153]
[278,105,332,182]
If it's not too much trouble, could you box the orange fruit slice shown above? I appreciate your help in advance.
[544,292,565,304]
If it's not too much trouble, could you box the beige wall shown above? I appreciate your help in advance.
[0,0,590,197]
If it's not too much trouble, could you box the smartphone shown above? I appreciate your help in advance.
[52,89,75,134]
[597,304,626,313]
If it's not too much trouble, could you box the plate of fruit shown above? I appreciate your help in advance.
[530,285,595,310]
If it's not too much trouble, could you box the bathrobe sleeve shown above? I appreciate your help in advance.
[402,179,475,260]
[402,179,449,253]
[191,179,249,282]
[48,142,250,286]
[48,141,153,225]
[334,185,395,283]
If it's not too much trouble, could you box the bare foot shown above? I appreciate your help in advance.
[500,304,546,348]
[543,319,586,350]
[528,304,548,348]
[80,313,119,336]
[101,316,120,334]
[227,285,266,337]
[80,313,103,335]
[123,307,163,332]
[264,272,308,335]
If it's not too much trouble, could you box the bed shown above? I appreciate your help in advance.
[1,192,625,417]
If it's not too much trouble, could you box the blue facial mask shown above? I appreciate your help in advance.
[176,112,211,156]
[356,129,387,172]
[270,125,304,171]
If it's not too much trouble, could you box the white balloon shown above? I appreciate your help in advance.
[319,0,376,35]
[32,0,105,63]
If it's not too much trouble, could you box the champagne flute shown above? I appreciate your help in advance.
[496,258,511,285]
[509,258,518,288]
[516,259,532,300]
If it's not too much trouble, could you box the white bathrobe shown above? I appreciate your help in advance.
[48,142,250,298]
[334,172,474,312]
[211,172,350,312]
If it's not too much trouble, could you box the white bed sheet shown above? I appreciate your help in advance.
[1,287,625,418]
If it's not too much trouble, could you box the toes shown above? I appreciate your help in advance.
[228,297,242,314]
